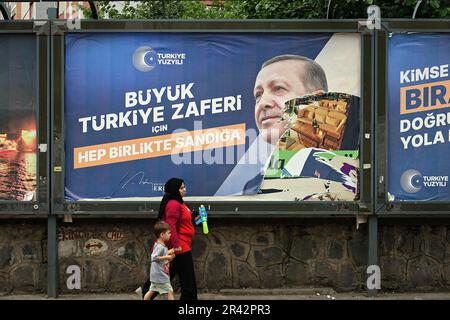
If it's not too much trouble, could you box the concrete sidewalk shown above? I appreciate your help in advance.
[2,288,450,300]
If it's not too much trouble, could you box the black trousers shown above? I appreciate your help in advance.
[143,251,198,300]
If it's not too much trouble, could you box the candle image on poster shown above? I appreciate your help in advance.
[388,33,450,201]
[64,32,361,201]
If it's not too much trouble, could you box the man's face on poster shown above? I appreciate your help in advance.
[253,59,309,145]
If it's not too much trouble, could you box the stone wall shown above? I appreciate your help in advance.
[56,218,370,293]
[2,218,450,294]
[57,220,151,293]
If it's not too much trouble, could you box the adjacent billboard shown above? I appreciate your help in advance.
[0,34,37,201]
[388,33,450,201]
[64,32,361,201]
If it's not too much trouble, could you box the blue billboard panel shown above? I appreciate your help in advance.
[388,33,450,201]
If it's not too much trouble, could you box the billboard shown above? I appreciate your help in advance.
[388,33,450,201]
[64,32,361,201]
[0,34,37,201]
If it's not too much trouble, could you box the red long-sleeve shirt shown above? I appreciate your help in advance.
[162,200,195,254]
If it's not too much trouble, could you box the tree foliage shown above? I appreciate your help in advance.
[82,0,449,19]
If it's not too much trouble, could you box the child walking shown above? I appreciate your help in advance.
[144,221,175,300]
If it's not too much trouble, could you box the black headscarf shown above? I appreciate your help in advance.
[157,178,184,220]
